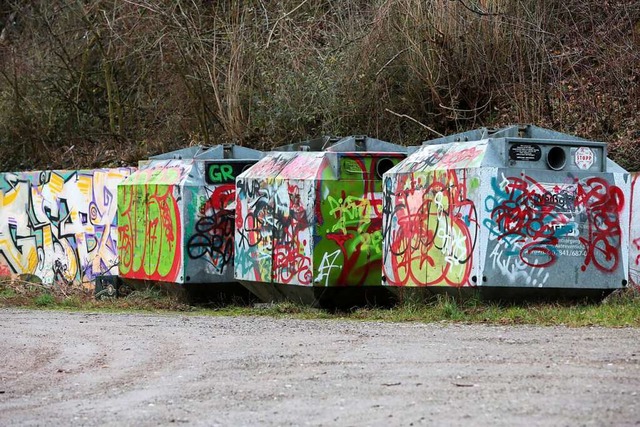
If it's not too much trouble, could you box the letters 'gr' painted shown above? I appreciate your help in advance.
[235,136,407,307]
[382,125,630,293]
[117,145,262,285]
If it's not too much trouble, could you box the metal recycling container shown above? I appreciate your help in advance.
[234,135,407,306]
[630,172,640,286]
[382,125,630,294]
[117,145,262,287]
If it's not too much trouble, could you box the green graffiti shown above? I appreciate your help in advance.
[326,195,377,234]
[207,164,234,183]
[470,176,481,190]
[314,156,385,287]
[118,180,182,281]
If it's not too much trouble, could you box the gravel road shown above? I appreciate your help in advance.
[1,308,639,426]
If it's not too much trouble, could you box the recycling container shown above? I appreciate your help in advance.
[382,125,630,296]
[117,145,262,297]
[235,135,407,307]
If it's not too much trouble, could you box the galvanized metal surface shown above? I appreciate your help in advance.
[234,136,407,304]
[383,126,630,290]
[0,127,636,299]
[117,145,263,285]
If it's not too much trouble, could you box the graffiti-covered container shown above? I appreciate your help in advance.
[382,125,630,294]
[235,136,407,307]
[117,145,262,288]
[629,173,640,286]
[0,168,133,288]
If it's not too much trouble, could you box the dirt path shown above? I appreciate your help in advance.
[1,308,639,426]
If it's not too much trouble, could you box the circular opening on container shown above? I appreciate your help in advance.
[376,158,395,179]
[547,146,566,171]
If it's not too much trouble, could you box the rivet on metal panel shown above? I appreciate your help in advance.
[482,276,487,283]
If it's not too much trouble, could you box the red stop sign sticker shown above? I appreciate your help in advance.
[574,147,594,170]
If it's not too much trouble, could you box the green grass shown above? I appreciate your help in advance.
[33,293,55,307]
[0,287,17,298]
[2,281,640,327]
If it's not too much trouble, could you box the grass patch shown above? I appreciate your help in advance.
[347,290,640,327]
[33,293,55,307]
[2,279,640,327]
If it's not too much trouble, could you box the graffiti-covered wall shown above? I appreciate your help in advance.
[118,157,258,285]
[0,168,133,286]
[482,171,628,288]
[315,153,404,287]
[235,153,319,285]
[184,160,258,283]
[630,173,640,285]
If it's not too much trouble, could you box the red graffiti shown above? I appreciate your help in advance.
[118,184,182,281]
[271,184,312,285]
[0,263,12,277]
[576,177,624,272]
[488,175,624,273]
[385,170,478,287]
[273,242,312,285]
[489,176,567,268]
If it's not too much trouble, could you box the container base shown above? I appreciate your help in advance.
[239,281,397,309]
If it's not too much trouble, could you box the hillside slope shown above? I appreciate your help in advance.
[0,0,638,170]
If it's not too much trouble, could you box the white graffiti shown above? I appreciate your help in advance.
[0,169,132,286]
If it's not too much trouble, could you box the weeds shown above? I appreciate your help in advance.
[2,278,640,327]
[0,1,638,171]
[33,293,54,307]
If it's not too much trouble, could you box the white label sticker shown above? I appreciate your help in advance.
[574,147,594,170]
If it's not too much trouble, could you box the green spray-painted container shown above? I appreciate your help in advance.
[234,136,407,307]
